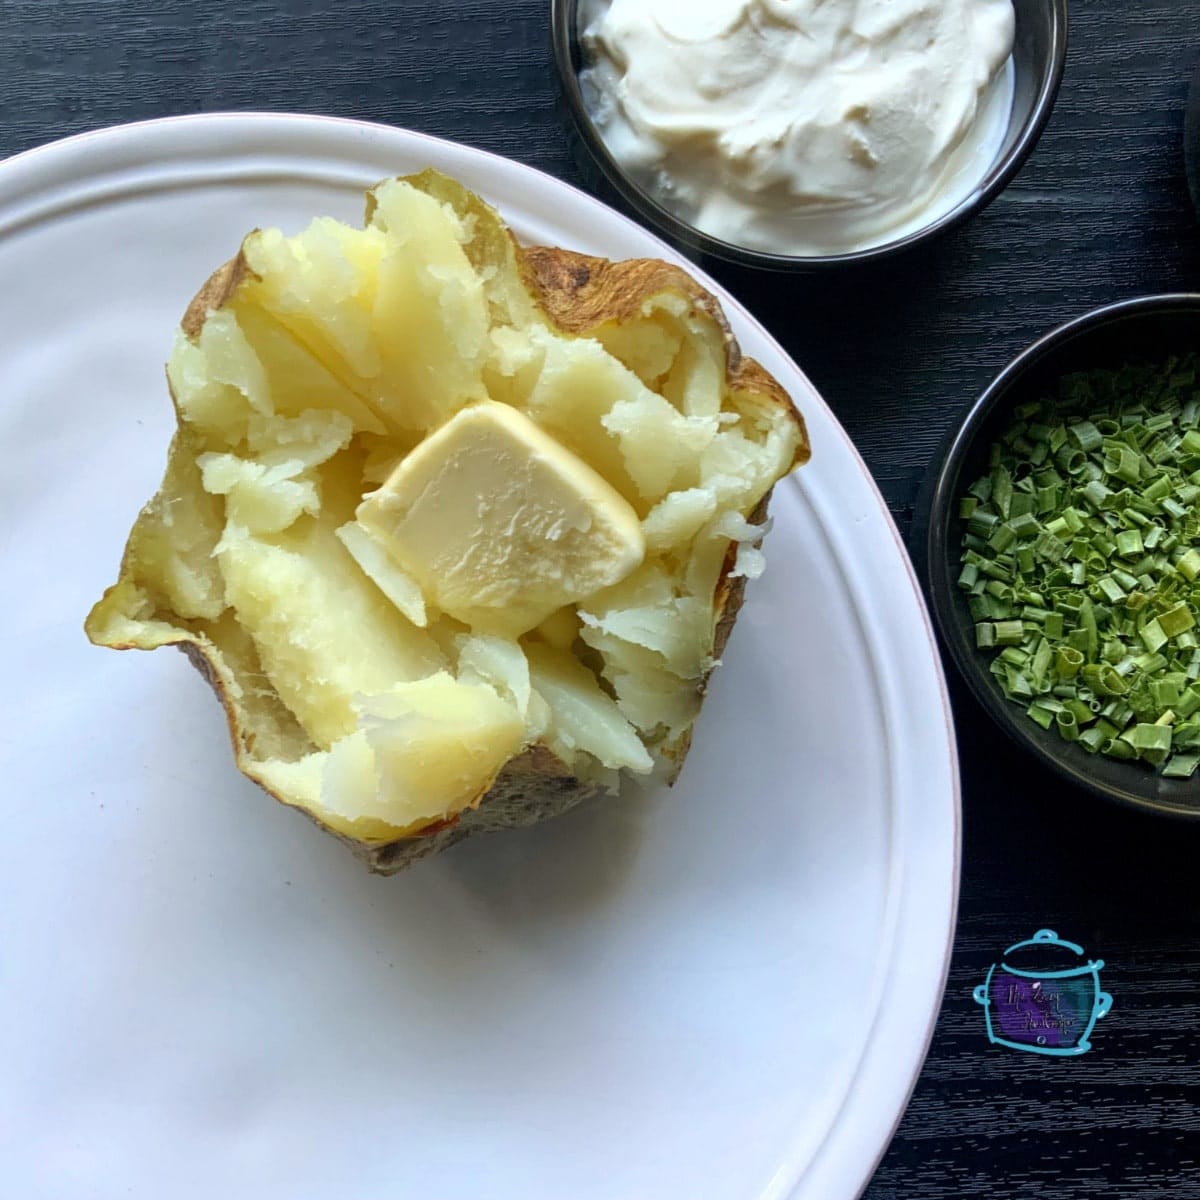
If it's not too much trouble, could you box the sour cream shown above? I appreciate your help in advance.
[580,0,1016,256]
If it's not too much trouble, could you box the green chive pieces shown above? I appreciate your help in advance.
[956,353,1200,774]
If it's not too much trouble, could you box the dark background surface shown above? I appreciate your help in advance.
[3,0,1199,1195]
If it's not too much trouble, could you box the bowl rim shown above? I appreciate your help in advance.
[550,0,1070,271]
[923,293,1200,820]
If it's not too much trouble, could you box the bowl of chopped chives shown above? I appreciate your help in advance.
[924,294,1200,817]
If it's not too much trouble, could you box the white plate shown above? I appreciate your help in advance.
[0,115,958,1200]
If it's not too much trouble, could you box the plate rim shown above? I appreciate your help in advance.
[0,112,961,1199]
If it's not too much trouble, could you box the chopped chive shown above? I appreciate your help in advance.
[1067,628,1091,656]
[1007,512,1040,538]
[967,511,1000,538]
[1175,722,1200,748]
[1134,650,1168,674]
[1061,508,1086,535]
[1056,447,1086,474]
[1056,710,1080,741]
[1082,663,1129,697]
[1163,753,1200,778]
[1069,420,1103,452]
[1028,704,1056,730]
[1140,618,1168,654]
[1106,444,1143,484]
[1031,638,1053,685]
[1080,479,1112,509]
[992,465,1013,519]
[1159,603,1196,639]
[1151,678,1182,708]
[1036,485,1060,513]
[1007,669,1034,700]
[1055,646,1083,679]
[989,525,1017,553]
[957,354,1200,774]
[1144,475,1173,504]
[1125,723,1172,765]
[1178,548,1200,581]
[994,620,1025,646]
[1079,598,1099,661]
[1104,737,1137,760]
[1116,529,1145,557]
[1064,698,1097,726]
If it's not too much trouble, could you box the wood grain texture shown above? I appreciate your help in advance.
[3,0,1200,1194]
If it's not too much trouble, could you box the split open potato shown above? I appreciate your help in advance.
[86,170,809,872]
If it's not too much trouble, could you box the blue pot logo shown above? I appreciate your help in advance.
[973,929,1112,1056]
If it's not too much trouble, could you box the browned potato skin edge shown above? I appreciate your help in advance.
[517,243,810,473]
[98,201,810,875]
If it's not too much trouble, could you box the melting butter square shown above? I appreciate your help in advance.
[356,400,645,635]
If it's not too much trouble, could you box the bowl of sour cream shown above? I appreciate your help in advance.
[551,0,1068,269]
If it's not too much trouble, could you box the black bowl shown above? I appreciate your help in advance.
[923,296,1200,819]
[551,0,1068,271]
[1184,56,1200,219]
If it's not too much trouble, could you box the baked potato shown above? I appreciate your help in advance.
[86,170,809,872]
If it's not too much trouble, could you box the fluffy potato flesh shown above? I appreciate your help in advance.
[86,170,808,867]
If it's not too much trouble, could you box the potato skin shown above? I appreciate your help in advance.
[178,619,598,872]
[88,173,809,874]
[518,245,809,467]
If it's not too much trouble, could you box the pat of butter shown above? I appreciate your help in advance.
[356,401,645,636]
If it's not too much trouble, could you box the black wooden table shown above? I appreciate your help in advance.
[4,1,1199,1195]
